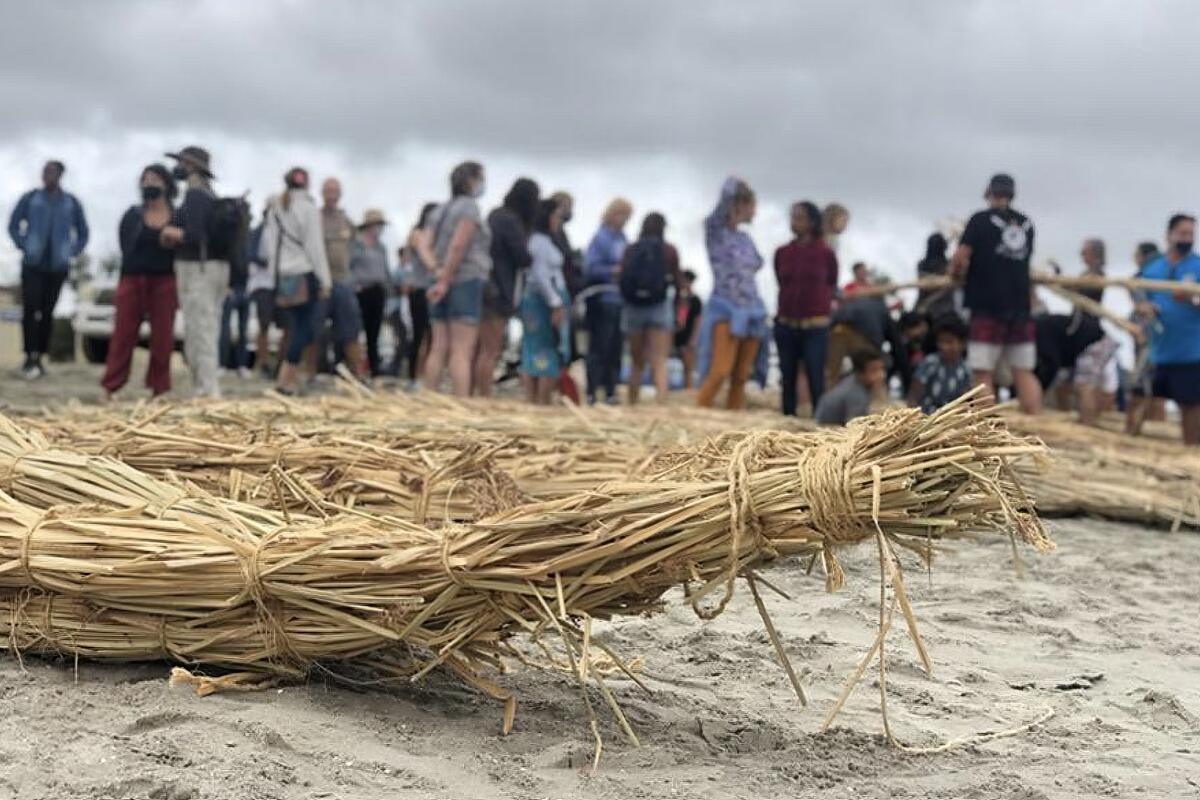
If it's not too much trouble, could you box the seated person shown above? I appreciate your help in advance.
[815,349,885,426]
[907,314,970,414]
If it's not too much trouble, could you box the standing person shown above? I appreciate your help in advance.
[673,270,702,389]
[1139,213,1200,445]
[1072,238,1118,425]
[550,191,584,403]
[218,226,252,378]
[620,212,680,404]
[403,202,438,387]
[520,199,571,404]
[259,167,333,395]
[160,146,226,398]
[696,177,766,410]
[583,198,632,405]
[774,200,838,416]
[314,177,367,379]
[100,164,177,400]
[906,314,971,414]
[949,173,1042,414]
[476,178,539,396]
[7,159,89,379]
[1126,241,1166,433]
[841,262,871,297]
[245,206,276,379]
[350,209,391,377]
[916,232,955,319]
[423,161,491,397]
[815,349,885,426]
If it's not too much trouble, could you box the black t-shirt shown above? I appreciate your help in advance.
[1034,312,1103,389]
[118,206,174,276]
[961,207,1034,318]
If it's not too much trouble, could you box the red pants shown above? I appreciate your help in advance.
[101,274,177,395]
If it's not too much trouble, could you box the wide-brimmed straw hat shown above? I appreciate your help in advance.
[165,145,215,179]
[357,209,389,229]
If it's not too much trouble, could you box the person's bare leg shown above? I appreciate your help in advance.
[649,328,670,402]
[1053,381,1073,411]
[1125,395,1145,435]
[473,316,505,397]
[536,376,555,405]
[343,340,368,378]
[1150,398,1167,422]
[1012,368,1043,415]
[1076,384,1100,426]
[796,371,811,414]
[448,321,479,397]
[972,369,996,401]
[1182,404,1200,446]
[303,342,318,381]
[276,361,299,393]
[521,373,535,403]
[680,347,695,389]
[423,322,449,391]
[627,329,646,405]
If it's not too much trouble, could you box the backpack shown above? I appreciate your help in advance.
[619,238,669,306]
[206,195,251,264]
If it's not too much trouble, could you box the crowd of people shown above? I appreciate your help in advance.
[7,151,1200,445]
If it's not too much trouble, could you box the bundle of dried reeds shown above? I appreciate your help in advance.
[1,392,1048,737]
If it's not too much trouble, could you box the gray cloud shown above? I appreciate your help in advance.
[2,0,1198,302]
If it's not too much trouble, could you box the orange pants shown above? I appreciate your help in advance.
[697,322,760,409]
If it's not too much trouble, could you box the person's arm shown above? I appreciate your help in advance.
[408,226,438,273]
[667,243,681,290]
[8,192,30,251]
[71,195,89,256]
[428,217,476,302]
[303,203,332,292]
[828,250,840,291]
[117,207,137,258]
[258,208,276,267]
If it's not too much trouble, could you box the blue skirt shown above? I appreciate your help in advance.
[520,288,570,378]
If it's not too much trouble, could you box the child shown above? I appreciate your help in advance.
[815,349,886,426]
[907,314,971,414]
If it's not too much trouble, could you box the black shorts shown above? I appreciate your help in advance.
[1151,361,1200,406]
[251,288,283,330]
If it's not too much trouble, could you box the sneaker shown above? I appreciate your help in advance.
[586,394,597,406]
[21,362,41,381]
[237,367,252,380]
[258,366,274,381]
[604,395,620,406]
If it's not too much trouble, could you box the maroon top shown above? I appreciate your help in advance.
[774,237,839,319]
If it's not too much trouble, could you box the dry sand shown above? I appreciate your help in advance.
[2,518,1197,800]
[1,352,1197,799]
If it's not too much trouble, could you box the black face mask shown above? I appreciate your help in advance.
[141,186,164,202]
[171,165,189,181]
[1175,240,1194,256]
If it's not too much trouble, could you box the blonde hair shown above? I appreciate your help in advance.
[726,180,756,226]
[601,197,633,227]
[823,202,849,227]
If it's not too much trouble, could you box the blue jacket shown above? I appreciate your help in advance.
[8,188,89,272]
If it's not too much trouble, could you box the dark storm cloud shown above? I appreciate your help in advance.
[1,0,1199,275]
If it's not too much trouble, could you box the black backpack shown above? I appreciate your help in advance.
[620,238,669,306]
[207,195,251,263]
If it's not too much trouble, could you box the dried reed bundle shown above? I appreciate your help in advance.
[1,392,1048,725]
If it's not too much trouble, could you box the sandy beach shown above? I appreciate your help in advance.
[2,513,1196,800]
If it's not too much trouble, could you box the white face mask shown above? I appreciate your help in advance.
[472,180,486,199]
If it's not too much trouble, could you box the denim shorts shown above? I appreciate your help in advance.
[622,298,672,333]
[430,278,484,324]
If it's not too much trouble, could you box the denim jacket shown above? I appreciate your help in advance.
[8,188,89,272]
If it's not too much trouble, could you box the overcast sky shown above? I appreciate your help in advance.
[2,0,1198,320]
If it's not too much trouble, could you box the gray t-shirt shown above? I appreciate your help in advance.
[427,197,492,284]
[814,374,872,426]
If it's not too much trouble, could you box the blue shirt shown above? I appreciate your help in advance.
[1141,253,1200,365]
[7,188,89,272]
[584,224,626,304]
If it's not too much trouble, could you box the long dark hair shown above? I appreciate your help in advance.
[140,163,177,204]
[503,177,540,231]
[794,201,822,238]
[640,212,666,239]
[533,199,559,236]
[923,232,948,263]
[414,202,438,231]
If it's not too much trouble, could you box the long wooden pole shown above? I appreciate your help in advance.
[851,273,1200,300]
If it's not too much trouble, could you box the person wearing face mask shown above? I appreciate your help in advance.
[160,145,227,398]
[100,164,178,400]
[259,166,333,395]
[1138,213,1200,445]
[422,160,492,396]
